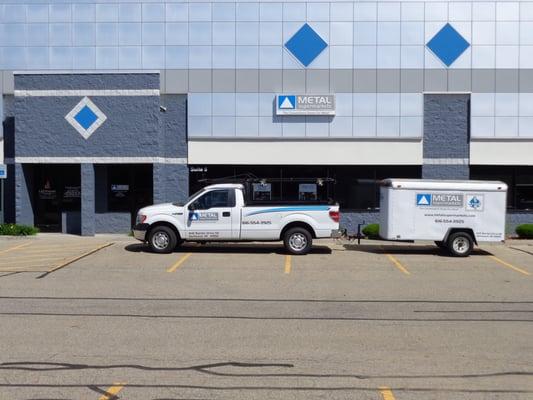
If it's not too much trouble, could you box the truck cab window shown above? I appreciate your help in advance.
[193,190,233,209]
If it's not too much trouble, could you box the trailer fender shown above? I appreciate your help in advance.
[444,228,477,245]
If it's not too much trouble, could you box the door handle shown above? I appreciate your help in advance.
[222,212,231,217]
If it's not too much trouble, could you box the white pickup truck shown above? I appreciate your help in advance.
[133,183,340,255]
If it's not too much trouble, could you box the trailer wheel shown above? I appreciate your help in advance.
[284,227,313,255]
[447,232,473,257]
[148,225,177,254]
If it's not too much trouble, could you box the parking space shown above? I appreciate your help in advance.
[0,238,113,275]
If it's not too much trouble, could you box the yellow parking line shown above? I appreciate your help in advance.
[0,242,31,255]
[489,255,530,276]
[167,252,193,272]
[386,254,410,275]
[98,383,125,400]
[284,255,292,274]
[379,386,396,400]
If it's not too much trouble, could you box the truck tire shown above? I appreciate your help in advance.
[446,232,473,257]
[284,227,313,255]
[148,226,177,254]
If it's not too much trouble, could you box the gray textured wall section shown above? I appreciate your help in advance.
[161,94,188,158]
[3,164,15,224]
[153,164,189,204]
[340,210,380,235]
[14,163,34,226]
[15,73,159,91]
[422,164,469,180]
[423,94,470,180]
[15,73,163,158]
[506,212,533,235]
[423,94,470,159]
[15,96,162,157]
[95,212,132,234]
[81,163,95,236]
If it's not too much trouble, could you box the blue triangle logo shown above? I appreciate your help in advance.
[417,194,431,206]
[278,95,296,109]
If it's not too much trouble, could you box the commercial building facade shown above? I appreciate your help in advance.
[1,0,532,234]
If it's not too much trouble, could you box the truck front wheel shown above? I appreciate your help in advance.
[284,227,313,255]
[148,226,177,254]
[447,232,473,257]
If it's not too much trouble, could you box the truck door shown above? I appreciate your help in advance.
[185,189,236,240]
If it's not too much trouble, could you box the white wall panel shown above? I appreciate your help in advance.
[189,139,422,165]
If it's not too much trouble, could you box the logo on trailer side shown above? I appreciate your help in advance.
[416,194,432,206]
[416,193,464,207]
[466,194,484,211]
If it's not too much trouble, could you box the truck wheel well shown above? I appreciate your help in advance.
[147,222,181,241]
[445,228,477,245]
[280,222,316,240]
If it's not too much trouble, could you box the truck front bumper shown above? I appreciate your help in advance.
[132,223,150,241]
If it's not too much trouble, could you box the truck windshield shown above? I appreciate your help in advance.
[172,189,205,207]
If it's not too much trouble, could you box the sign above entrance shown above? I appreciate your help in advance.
[276,94,335,116]
[0,164,6,179]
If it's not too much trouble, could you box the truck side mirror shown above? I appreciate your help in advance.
[188,203,195,211]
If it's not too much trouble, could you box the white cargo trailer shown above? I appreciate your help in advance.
[379,179,508,256]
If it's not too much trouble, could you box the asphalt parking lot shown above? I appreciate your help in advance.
[0,235,532,400]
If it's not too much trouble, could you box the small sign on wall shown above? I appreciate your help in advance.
[0,164,6,179]
[276,94,335,116]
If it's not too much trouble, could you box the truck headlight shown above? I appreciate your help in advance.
[136,214,147,224]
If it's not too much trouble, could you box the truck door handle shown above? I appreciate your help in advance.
[222,212,231,217]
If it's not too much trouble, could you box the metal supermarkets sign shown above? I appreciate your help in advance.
[276,94,335,116]
[416,193,464,207]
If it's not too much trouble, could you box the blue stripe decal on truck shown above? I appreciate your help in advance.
[245,206,330,217]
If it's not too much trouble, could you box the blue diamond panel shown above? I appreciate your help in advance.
[426,23,470,67]
[74,105,98,130]
[285,23,328,67]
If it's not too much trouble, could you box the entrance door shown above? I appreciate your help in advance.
[185,189,236,240]
[107,164,153,227]
[34,165,81,232]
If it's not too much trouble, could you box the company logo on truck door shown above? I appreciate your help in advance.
[190,211,219,221]
[416,193,464,207]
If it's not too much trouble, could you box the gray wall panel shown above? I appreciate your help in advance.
[161,94,188,159]
[14,163,34,226]
[81,163,95,236]
[95,212,132,234]
[236,69,259,92]
[15,73,159,91]
[423,94,470,179]
[15,95,162,157]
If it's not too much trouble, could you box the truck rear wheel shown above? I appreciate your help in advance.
[284,227,313,255]
[447,232,473,257]
[148,226,177,254]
